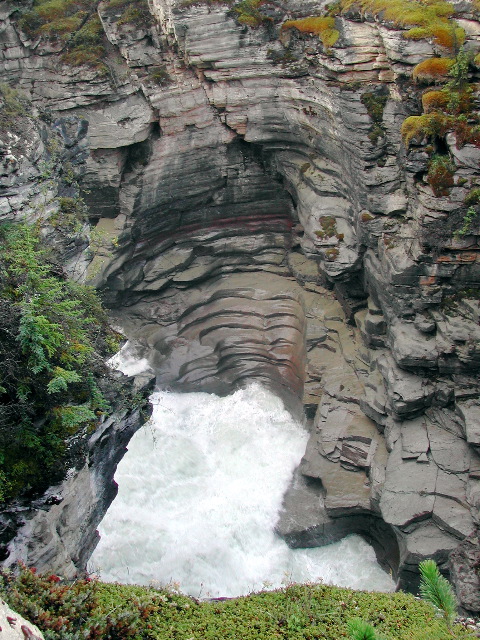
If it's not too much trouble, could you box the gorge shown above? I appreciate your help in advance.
[0,0,479,615]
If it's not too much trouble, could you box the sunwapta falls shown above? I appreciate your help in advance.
[0,0,480,638]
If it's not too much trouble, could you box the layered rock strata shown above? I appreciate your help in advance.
[1,0,480,611]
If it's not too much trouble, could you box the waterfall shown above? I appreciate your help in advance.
[90,368,395,597]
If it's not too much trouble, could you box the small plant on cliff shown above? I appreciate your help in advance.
[282,16,340,50]
[454,206,479,238]
[401,112,450,146]
[337,0,464,52]
[427,154,455,196]
[412,57,455,83]
[148,65,173,86]
[107,0,153,28]
[361,90,388,143]
[229,0,271,27]
[419,559,457,631]
[16,0,108,69]
[315,215,337,239]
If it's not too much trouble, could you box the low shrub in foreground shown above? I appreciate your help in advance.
[0,565,475,640]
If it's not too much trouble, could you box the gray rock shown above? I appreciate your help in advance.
[380,441,437,527]
[400,416,430,459]
[0,601,44,640]
[427,419,470,473]
[433,496,474,539]
[457,400,480,446]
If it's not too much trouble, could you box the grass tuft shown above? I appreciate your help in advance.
[282,16,340,49]
[412,57,455,83]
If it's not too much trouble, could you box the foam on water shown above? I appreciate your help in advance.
[90,384,395,597]
[107,341,153,377]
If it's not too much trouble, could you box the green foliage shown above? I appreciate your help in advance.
[0,83,28,131]
[49,196,87,233]
[0,84,32,157]
[338,0,464,51]
[230,0,272,27]
[348,618,379,640]
[445,47,471,91]
[419,559,458,630]
[0,566,159,640]
[412,57,455,83]
[282,16,340,49]
[0,223,115,501]
[463,187,480,207]
[104,0,153,27]
[404,48,480,151]
[0,566,475,640]
[454,206,479,237]
[361,91,388,124]
[361,90,388,143]
[16,0,107,69]
[427,154,455,196]
[401,112,450,146]
[18,0,92,43]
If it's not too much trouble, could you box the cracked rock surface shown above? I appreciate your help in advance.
[1,0,480,611]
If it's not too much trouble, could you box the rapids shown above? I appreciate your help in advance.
[90,375,395,597]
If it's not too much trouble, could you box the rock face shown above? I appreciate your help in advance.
[2,401,150,578]
[1,0,480,612]
[0,600,44,640]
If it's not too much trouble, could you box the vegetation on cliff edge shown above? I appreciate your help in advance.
[0,223,119,502]
[0,565,475,640]
[15,0,151,69]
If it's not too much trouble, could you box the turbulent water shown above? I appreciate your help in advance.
[90,361,395,597]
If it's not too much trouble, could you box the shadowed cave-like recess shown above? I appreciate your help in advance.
[2,0,480,611]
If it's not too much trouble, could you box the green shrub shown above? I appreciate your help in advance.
[427,154,455,196]
[0,224,116,501]
[0,566,475,640]
[361,91,388,123]
[454,206,479,237]
[148,65,172,86]
[401,112,451,146]
[0,566,159,639]
[0,83,29,132]
[338,0,463,52]
[16,0,108,69]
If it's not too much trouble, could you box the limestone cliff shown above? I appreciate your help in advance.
[1,0,479,612]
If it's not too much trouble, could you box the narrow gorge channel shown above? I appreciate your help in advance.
[1,0,480,616]
[90,379,394,596]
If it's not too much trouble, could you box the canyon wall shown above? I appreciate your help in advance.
[0,0,479,611]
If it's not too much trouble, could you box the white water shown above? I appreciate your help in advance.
[90,378,395,597]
